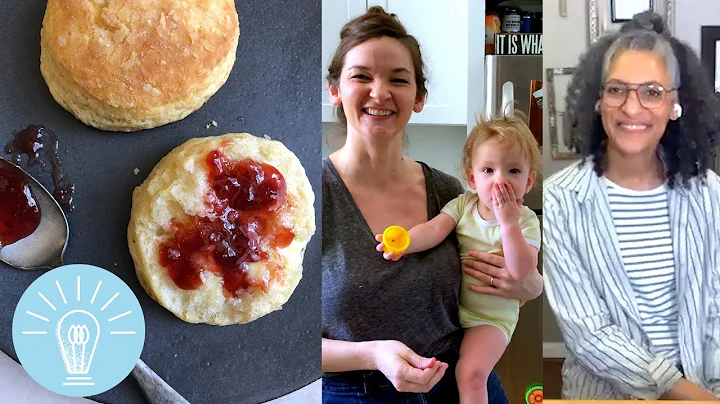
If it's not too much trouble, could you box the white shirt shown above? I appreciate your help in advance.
[543,160,720,400]
[604,177,680,365]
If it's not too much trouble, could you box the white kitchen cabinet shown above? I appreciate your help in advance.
[321,1,367,124]
[322,0,481,126]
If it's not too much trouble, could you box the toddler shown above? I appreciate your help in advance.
[377,116,541,404]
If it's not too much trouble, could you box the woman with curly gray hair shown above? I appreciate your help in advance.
[543,11,720,400]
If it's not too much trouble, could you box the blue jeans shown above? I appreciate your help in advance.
[322,346,509,404]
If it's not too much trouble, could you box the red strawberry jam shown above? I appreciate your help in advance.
[0,159,41,247]
[159,150,295,297]
[5,125,75,212]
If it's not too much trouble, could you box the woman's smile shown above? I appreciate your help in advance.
[330,36,424,139]
[362,107,395,117]
[615,119,652,133]
[601,51,674,156]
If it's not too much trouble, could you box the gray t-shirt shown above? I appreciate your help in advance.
[322,158,464,359]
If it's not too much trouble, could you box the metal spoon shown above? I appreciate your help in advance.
[133,359,190,404]
[0,157,67,270]
[0,157,189,403]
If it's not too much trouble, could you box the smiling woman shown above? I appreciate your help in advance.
[327,36,425,140]
[320,6,544,404]
[543,11,720,401]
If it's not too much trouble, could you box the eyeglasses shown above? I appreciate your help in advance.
[600,81,676,109]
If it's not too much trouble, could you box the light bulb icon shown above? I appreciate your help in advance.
[57,310,100,385]
[13,265,145,397]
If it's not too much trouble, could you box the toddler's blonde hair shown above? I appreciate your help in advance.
[462,114,542,182]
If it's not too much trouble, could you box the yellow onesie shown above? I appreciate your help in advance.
[441,190,541,343]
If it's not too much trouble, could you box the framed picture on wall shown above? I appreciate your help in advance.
[701,26,720,93]
[611,0,652,22]
[589,0,674,44]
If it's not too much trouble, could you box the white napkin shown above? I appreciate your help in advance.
[0,350,97,404]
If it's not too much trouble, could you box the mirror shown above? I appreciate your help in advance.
[611,0,652,22]
[546,68,579,160]
[589,0,675,44]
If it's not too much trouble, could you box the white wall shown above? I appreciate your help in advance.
[322,122,467,181]
[674,0,720,170]
[674,0,720,55]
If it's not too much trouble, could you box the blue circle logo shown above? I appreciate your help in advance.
[12,264,145,397]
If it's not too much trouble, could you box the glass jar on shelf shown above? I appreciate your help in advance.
[501,7,521,33]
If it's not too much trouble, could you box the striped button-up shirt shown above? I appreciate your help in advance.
[543,160,720,400]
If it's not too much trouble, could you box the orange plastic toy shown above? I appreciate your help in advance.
[382,225,411,255]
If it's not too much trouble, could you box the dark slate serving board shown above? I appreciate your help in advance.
[0,1,321,403]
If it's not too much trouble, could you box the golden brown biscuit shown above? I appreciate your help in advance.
[40,0,239,132]
[128,133,315,325]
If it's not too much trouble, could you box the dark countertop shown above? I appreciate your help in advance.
[0,1,321,403]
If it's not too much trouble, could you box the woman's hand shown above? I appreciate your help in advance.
[660,378,718,401]
[371,340,449,393]
[462,250,543,303]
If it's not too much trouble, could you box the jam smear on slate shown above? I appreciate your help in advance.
[0,159,42,247]
[159,150,295,297]
[4,125,75,212]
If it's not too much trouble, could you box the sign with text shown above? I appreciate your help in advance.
[494,34,543,55]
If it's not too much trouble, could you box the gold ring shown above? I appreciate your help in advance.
[490,276,495,287]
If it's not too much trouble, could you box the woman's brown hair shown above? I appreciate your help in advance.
[326,6,428,128]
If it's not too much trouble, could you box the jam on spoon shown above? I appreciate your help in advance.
[5,125,75,212]
[159,150,295,298]
[0,159,42,247]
